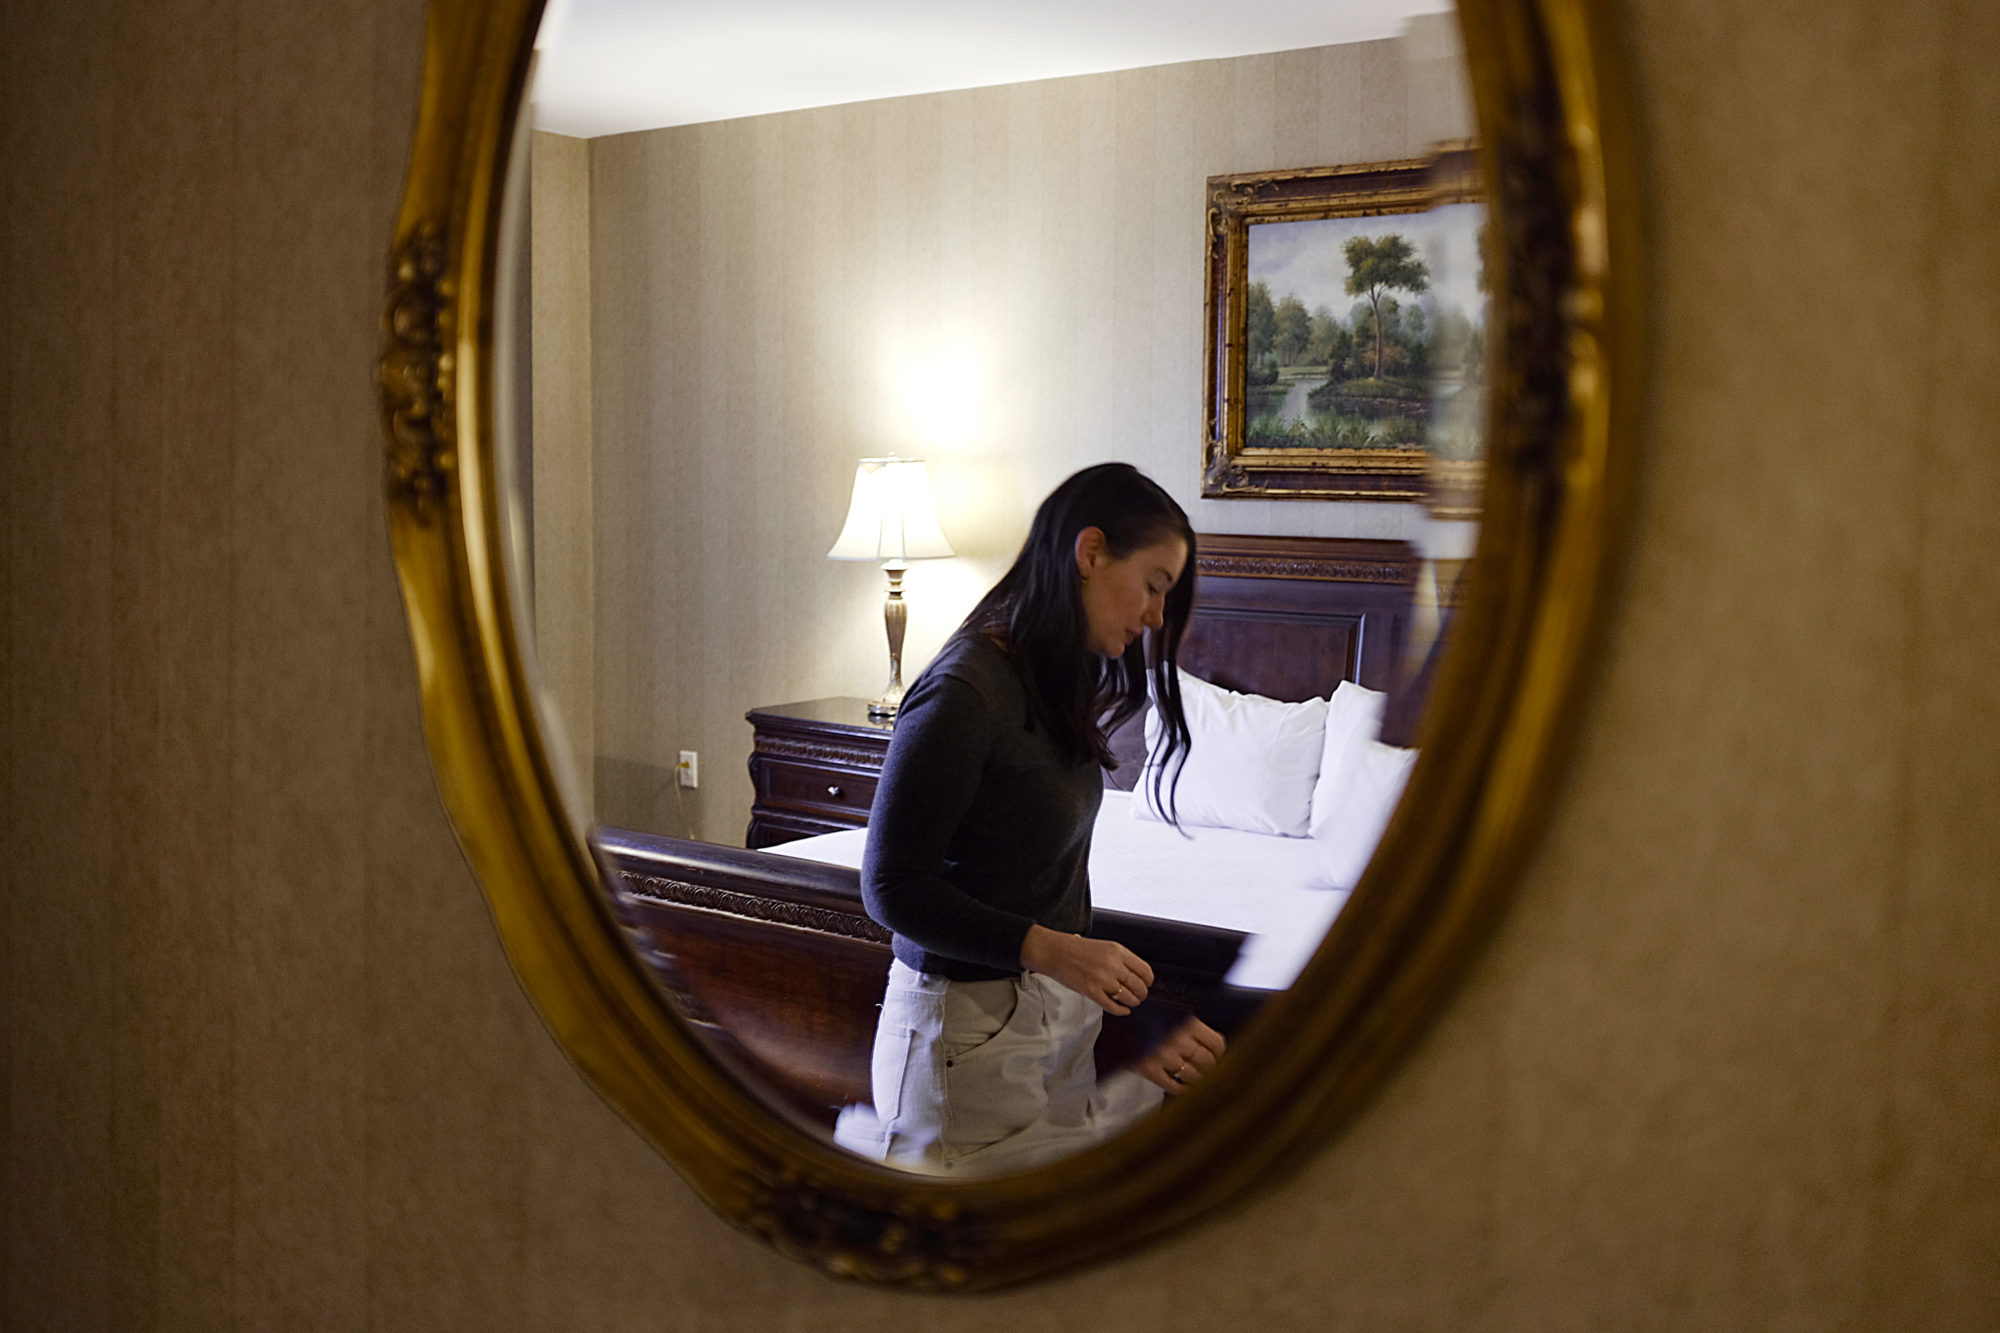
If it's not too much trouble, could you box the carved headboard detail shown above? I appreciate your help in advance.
[1106,532,1422,787]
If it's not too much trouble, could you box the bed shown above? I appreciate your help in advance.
[765,790,1344,992]
[598,532,1424,1131]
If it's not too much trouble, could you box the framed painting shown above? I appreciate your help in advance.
[1201,147,1487,504]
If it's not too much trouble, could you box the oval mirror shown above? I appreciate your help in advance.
[380,0,1636,1288]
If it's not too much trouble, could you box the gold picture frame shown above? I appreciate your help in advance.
[1202,147,1486,501]
[377,0,1640,1291]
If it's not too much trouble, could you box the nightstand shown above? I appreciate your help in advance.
[744,698,895,849]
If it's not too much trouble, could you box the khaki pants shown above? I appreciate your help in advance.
[834,959,1163,1175]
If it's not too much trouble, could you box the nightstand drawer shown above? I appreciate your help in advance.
[755,758,878,821]
[745,697,894,850]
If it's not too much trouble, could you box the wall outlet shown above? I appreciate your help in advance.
[677,750,699,789]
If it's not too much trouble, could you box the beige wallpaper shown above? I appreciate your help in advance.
[3,0,1997,1329]
[566,25,1476,842]
[524,130,596,816]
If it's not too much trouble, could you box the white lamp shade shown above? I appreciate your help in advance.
[827,457,954,562]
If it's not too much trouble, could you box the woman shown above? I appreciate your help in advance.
[837,463,1226,1175]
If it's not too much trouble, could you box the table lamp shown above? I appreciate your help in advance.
[827,456,954,718]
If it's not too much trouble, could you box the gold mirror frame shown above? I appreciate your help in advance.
[378,0,1637,1291]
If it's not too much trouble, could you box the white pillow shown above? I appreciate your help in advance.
[1308,680,1387,839]
[1314,738,1418,890]
[1133,671,1327,837]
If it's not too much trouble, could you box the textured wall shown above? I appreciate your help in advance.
[2,1,1997,1331]
[575,29,1475,840]
[0,0,540,1327]
[525,130,596,815]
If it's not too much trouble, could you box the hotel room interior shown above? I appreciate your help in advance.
[3,0,1996,1327]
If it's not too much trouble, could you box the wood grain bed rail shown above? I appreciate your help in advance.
[596,826,1261,1128]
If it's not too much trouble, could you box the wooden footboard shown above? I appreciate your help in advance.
[596,826,1265,1129]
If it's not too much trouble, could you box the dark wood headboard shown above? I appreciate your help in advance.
[600,531,1423,1127]
[1182,533,1417,698]
[1106,532,1420,786]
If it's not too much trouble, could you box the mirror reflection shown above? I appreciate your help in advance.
[500,0,1485,1173]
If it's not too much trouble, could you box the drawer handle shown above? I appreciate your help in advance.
[826,784,845,799]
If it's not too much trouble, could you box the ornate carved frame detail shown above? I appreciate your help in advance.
[377,0,1640,1292]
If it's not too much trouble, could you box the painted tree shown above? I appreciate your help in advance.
[1274,294,1311,365]
[1306,306,1338,364]
[1342,234,1431,379]
[1402,303,1429,375]
[1245,281,1278,384]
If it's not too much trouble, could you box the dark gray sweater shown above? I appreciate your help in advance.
[861,632,1103,981]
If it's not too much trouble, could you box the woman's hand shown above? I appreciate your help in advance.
[1134,1016,1226,1094]
[1019,924,1155,1015]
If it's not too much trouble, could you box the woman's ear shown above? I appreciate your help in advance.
[1073,526,1107,577]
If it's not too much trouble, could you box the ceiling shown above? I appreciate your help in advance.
[532,0,1452,138]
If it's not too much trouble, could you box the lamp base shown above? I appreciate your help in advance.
[867,678,905,720]
[868,563,909,720]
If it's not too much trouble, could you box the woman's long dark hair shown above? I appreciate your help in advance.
[958,462,1196,822]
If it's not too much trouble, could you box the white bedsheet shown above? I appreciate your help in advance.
[767,790,1348,991]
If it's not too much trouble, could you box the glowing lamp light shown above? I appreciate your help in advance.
[828,457,955,718]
